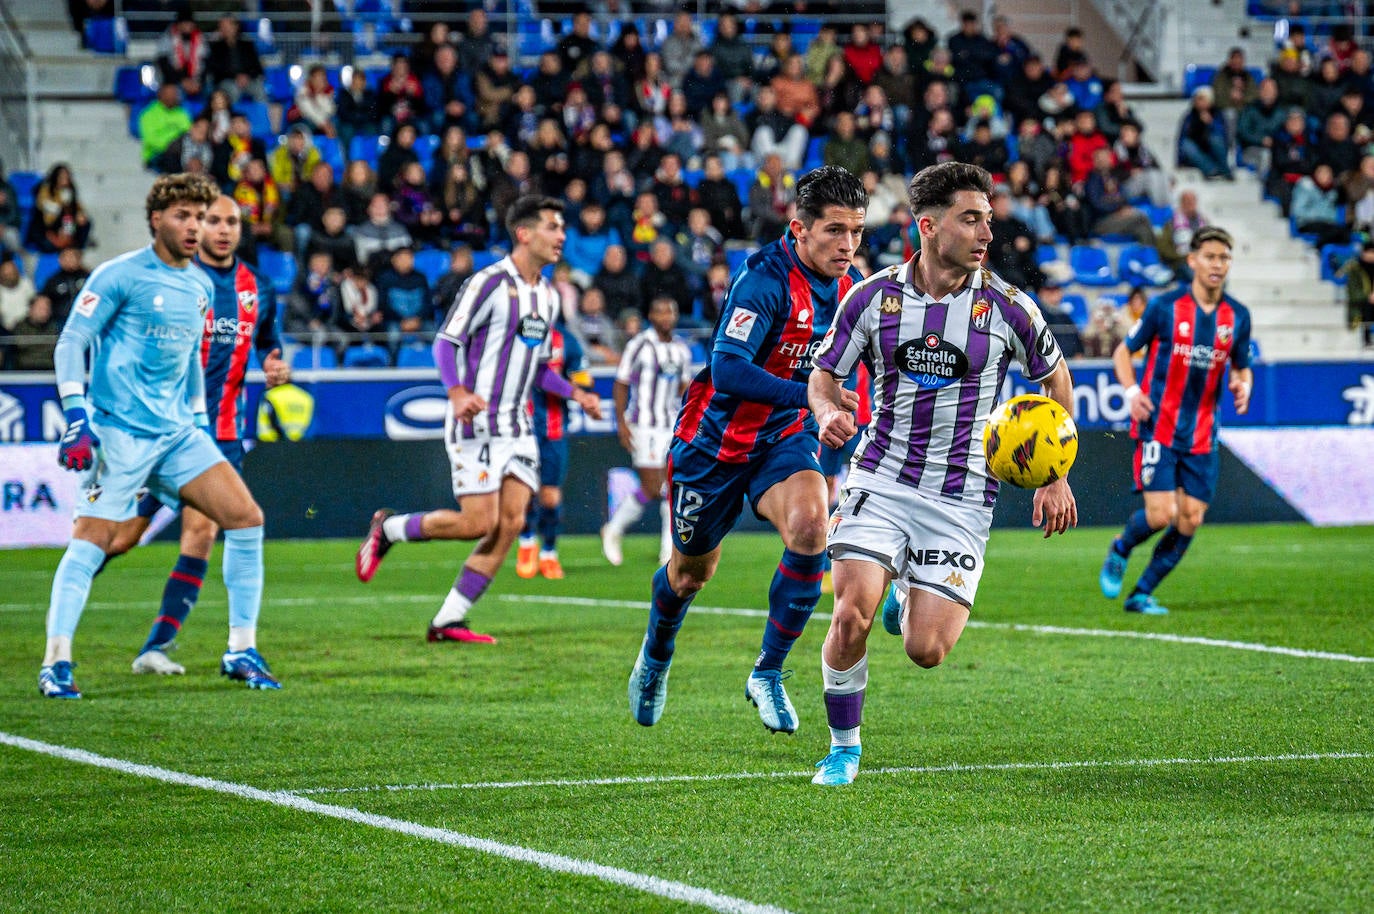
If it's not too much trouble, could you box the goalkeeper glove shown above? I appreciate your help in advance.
[58,407,100,471]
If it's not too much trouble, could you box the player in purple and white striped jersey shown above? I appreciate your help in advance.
[602,296,694,568]
[807,162,1079,786]
[355,196,602,644]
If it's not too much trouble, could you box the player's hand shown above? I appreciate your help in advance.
[448,388,487,422]
[262,348,291,387]
[817,406,857,449]
[838,388,861,412]
[1031,476,1077,538]
[58,408,100,471]
[575,389,603,420]
[1129,388,1154,422]
[1229,376,1251,415]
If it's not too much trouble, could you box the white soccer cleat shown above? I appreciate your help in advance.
[601,524,623,566]
[745,668,799,734]
[132,649,186,675]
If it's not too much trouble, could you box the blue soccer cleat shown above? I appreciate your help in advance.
[1124,593,1169,615]
[881,583,904,636]
[812,744,862,785]
[745,668,798,734]
[1100,542,1128,598]
[221,648,283,690]
[39,661,82,699]
[628,639,671,726]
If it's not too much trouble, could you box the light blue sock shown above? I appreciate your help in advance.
[46,539,107,639]
[223,526,264,632]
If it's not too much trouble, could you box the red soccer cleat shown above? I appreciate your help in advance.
[427,622,497,644]
[356,509,394,582]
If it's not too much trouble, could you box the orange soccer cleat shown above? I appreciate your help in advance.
[539,553,565,579]
[516,541,538,579]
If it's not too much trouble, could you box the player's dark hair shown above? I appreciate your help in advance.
[144,172,219,235]
[1190,226,1233,251]
[794,165,868,226]
[905,161,994,216]
[506,194,565,236]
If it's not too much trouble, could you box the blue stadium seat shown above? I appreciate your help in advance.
[682,168,703,188]
[343,343,390,368]
[725,246,756,274]
[1183,65,1217,97]
[413,248,449,283]
[9,171,41,203]
[349,134,383,168]
[114,65,155,105]
[1141,204,1173,228]
[128,101,150,138]
[803,136,824,170]
[1061,293,1090,329]
[238,99,274,139]
[1069,244,1116,286]
[727,167,755,203]
[471,249,500,271]
[1116,243,1171,286]
[413,133,440,163]
[313,135,344,173]
[84,17,127,54]
[290,346,337,370]
[32,253,62,289]
[256,249,297,297]
[396,343,436,368]
[1034,245,1060,266]
[265,66,297,104]
[1321,242,1358,285]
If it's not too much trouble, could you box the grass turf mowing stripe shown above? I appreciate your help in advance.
[0,731,794,914]
[291,751,1373,795]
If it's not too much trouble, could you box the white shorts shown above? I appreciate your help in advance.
[77,420,226,522]
[827,471,992,607]
[446,431,539,498]
[630,424,672,469]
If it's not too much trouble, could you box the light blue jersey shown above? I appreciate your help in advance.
[54,246,215,436]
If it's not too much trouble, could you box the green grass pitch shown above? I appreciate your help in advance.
[1,524,1371,913]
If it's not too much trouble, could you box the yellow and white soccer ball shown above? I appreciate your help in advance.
[982,394,1079,489]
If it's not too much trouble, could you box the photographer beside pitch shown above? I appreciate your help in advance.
[807,161,1077,785]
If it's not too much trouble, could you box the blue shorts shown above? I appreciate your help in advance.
[537,435,567,488]
[818,430,862,478]
[1133,439,1219,503]
[667,432,822,556]
[79,421,226,522]
[217,438,246,473]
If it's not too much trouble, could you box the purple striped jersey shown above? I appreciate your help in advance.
[437,256,559,439]
[813,257,1064,507]
[614,329,694,430]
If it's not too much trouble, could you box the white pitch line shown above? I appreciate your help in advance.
[0,731,793,914]
[291,751,1373,796]
[496,595,1374,664]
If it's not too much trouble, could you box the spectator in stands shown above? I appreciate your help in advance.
[1211,47,1257,151]
[907,107,957,172]
[1064,58,1104,112]
[431,126,484,194]
[220,112,266,186]
[340,159,377,226]
[680,51,726,120]
[156,6,206,100]
[353,192,412,272]
[1343,49,1374,103]
[1015,117,1057,182]
[1096,79,1140,143]
[1160,189,1207,274]
[389,162,443,248]
[657,94,704,165]
[1053,26,1087,78]
[625,190,667,262]
[700,93,751,171]
[1238,77,1284,173]
[1341,153,1374,236]
[286,251,341,341]
[377,123,420,194]
[287,161,341,254]
[456,8,497,77]
[987,185,1043,291]
[139,83,192,168]
[0,162,21,256]
[1066,109,1111,185]
[1005,54,1055,127]
[532,52,571,116]
[817,54,862,126]
[202,88,233,144]
[475,48,517,131]
[1310,57,1346,119]
[1041,162,1090,242]
[1338,239,1374,346]
[873,46,916,131]
[866,202,912,268]
[746,85,807,171]
[674,206,723,314]
[748,152,796,244]
[823,111,871,177]
[709,13,754,104]
[1327,23,1358,72]
[336,262,383,353]
[661,11,704,86]
[856,85,898,145]
[862,168,904,228]
[39,247,89,323]
[205,15,265,104]
[801,24,841,86]
[695,153,745,240]
[639,238,693,320]
[580,52,629,117]
[377,53,425,136]
[28,164,92,253]
[487,152,537,239]
[577,286,620,364]
[1271,47,1312,110]
[232,158,281,257]
[290,64,336,139]
[432,244,473,317]
[1038,80,1079,122]
[304,205,356,273]
[1005,160,1057,244]
[1267,107,1318,214]
[989,15,1031,86]
[593,244,640,319]
[436,162,489,249]
[1291,163,1350,248]
[845,22,885,87]
[1081,297,1128,359]
[154,114,214,175]
[409,21,451,83]
[556,10,599,76]
[962,92,1008,140]
[563,202,619,286]
[634,52,674,121]
[957,119,1008,177]
[645,153,690,228]
[269,125,322,203]
[1317,112,1361,178]
[336,68,379,154]
[1083,147,1158,246]
[8,294,58,371]
[377,245,432,351]
[1114,121,1170,207]
[772,55,822,130]
[1177,87,1233,180]
[1037,279,1083,358]
[0,255,35,332]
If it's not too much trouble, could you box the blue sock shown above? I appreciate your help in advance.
[538,504,560,552]
[520,502,536,540]
[46,539,106,639]
[645,564,694,663]
[223,526,264,632]
[1114,508,1158,558]
[1132,527,1193,596]
[756,548,825,672]
[141,554,208,653]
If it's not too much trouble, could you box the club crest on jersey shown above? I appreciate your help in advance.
[879,293,902,314]
[971,299,992,331]
[197,295,210,317]
[517,315,549,348]
[75,290,100,317]
[1216,323,1233,344]
[238,289,258,312]
[725,309,758,341]
[84,484,102,503]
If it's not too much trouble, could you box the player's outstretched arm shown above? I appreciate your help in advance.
[613,380,633,452]
[1031,361,1078,538]
[807,369,859,449]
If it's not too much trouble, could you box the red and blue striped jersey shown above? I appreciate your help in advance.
[197,257,280,442]
[529,325,585,442]
[1125,287,1251,454]
[675,232,861,463]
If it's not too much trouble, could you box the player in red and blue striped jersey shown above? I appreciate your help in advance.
[1100,226,1253,615]
[628,166,869,735]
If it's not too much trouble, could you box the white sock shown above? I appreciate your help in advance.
[539,548,557,559]
[659,500,671,545]
[382,514,411,542]
[519,534,536,548]
[228,625,256,652]
[822,654,868,748]
[431,589,472,628]
[607,492,646,534]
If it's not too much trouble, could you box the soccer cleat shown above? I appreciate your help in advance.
[132,649,185,675]
[1100,542,1128,598]
[539,553,564,580]
[38,661,81,699]
[515,541,538,579]
[220,648,282,690]
[1124,593,1169,615]
[355,509,395,582]
[745,668,798,734]
[812,745,862,785]
[601,524,624,566]
[628,639,671,726]
[427,621,497,644]
[880,583,904,636]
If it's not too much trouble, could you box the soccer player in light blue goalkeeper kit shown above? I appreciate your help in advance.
[808,162,1078,784]
[40,173,274,699]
